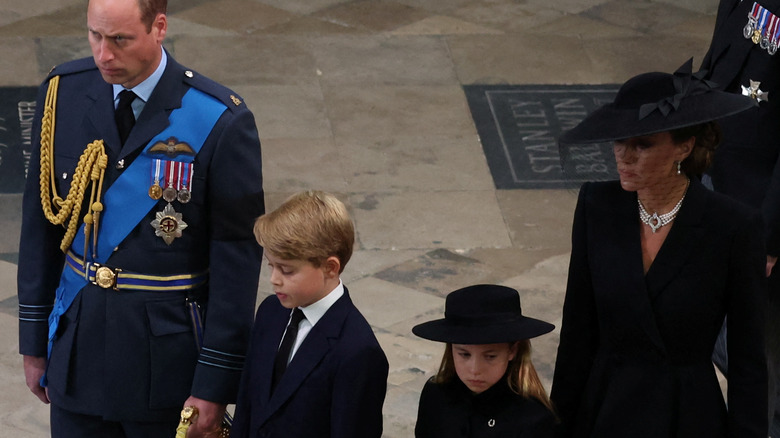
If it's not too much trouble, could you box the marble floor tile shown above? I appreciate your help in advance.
[169,0,296,34]
[172,36,318,86]
[448,33,601,84]
[254,15,364,35]
[254,0,353,15]
[350,191,512,250]
[449,1,565,34]
[0,0,82,28]
[348,277,444,330]
[259,138,347,192]
[313,36,459,85]
[0,38,41,86]
[234,84,331,140]
[582,0,703,35]
[34,37,92,79]
[324,84,476,140]
[496,189,578,251]
[0,195,22,255]
[312,1,433,33]
[337,135,494,192]
[581,34,713,82]
[0,4,85,38]
[390,15,504,36]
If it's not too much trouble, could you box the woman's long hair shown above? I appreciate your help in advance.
[433,340,554,412]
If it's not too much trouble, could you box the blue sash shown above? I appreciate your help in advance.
[43,88,227,384]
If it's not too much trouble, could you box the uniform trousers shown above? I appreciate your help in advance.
[51,403,179,438]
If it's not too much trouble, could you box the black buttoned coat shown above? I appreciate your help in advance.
[415,377,555,438]
[550,179,767,437]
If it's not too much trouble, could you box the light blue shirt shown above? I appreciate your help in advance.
[112,47,167,120]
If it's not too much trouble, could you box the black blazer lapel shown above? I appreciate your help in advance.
[258,292,353,426]
[118,53,186,161]
[645,179,707,301]
[591,183,666,353]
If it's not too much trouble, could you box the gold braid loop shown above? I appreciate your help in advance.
[39,75,109,254]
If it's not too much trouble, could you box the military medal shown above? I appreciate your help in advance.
[761,14,775,49]
[177,162,193,204]
[768,14,780,55]
[742,79,769,103]
[149,159,163,200]
[150,203,188,245]
[745,3,759,39]
[752,5,767,44]
[162,160,178,202]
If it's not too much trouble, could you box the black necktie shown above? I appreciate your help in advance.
[272,308,305,391]
[115,89,137,145]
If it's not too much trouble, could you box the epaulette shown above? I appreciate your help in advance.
[181,68,247,112]
[45,57,98,82]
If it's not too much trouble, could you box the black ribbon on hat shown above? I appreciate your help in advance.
[638,59,718,120]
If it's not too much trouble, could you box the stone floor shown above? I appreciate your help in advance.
[0,0,722,436]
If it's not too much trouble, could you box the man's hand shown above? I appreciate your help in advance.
[768,255,777,278]
[181,396,226,437]
[23,355,49,404]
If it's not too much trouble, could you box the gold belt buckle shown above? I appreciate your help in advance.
[93,264,120,290]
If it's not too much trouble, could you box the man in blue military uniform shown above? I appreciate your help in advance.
[17,0,264,436]
[700,0,780,434]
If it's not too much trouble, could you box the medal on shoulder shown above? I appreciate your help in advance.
[151,203,188,245]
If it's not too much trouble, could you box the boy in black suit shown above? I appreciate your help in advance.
[231,191,389,438]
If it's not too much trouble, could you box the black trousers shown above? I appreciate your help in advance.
[51,403,179,438]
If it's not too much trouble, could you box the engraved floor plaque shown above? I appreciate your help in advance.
[0,87,37,194]
[464,84,619,189]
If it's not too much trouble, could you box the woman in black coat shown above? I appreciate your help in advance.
[551,61,768,437]
[413,284,557,438]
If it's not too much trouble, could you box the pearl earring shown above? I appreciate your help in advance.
[676,161,681,175]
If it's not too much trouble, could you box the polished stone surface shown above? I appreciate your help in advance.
[0,1,723,436]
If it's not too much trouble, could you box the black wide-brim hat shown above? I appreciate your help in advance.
[559,59,757,144]
[412,284,555,344]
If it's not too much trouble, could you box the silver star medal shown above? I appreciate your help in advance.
[742,80,769,103]
[150,203,188,245]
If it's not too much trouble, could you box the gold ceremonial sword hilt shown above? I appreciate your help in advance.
[175,406,198,438]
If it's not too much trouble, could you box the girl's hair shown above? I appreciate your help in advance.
[669,121,722,176]
[433,340,554,412]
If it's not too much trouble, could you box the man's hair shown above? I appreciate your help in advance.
[254,191,354,273]
[138,0,167,32]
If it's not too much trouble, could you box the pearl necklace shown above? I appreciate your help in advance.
[637,179,689,233]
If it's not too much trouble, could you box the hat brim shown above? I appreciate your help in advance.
[559,90,756,144]
[412,316,554,344]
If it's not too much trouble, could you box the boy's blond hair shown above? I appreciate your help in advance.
[254,191,354,273]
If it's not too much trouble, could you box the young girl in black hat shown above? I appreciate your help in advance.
[413,284,556,438]
[552,60,767,437]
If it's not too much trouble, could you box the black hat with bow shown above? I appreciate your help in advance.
[412,284,555,344]
[559,59,757,144]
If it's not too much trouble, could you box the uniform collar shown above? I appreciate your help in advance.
[112,47,167,103]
